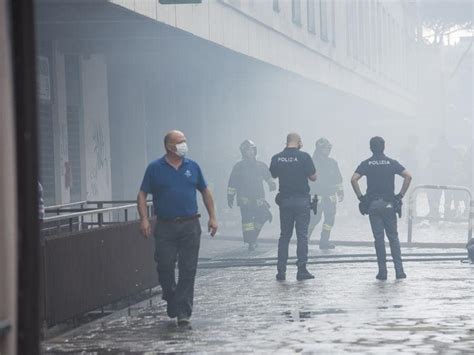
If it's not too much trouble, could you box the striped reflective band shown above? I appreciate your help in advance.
[323,224,333,231]
[242,223,255,231]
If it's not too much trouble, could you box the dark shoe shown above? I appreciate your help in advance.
[375,266,387,281]
[276,271,286,281]
[177,314,191,326]
[167,303,177,318]
[248,242,257,252]
[396,271,407,279]
[319,242,336,250]
[296,267,315,281]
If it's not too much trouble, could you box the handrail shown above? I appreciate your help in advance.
[87,200,147,205]
[43,201,152,223]
[45,200,87,210]
[407,184,472,244]
[45,200,152,213]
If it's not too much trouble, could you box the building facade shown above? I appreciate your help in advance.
[35,0,420,206]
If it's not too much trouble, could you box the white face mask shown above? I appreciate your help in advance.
[175,142,188,157]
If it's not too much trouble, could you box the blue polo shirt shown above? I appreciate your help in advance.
[140,156,207,219]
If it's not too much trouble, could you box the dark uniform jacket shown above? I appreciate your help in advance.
[228,159,271,201]
[311,153,343,197]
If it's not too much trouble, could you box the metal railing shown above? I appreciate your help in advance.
[407,185,472,244]
[42,200,153,236]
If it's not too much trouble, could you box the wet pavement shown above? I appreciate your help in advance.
[43,241,474,354]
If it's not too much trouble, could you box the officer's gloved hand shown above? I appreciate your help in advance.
[268,181,277,192]
[337,191,344,203]
[358,195,369,215]
[394,193,404,202]
[227,195,234,209]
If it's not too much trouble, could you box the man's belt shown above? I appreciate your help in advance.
[157,214,201,223]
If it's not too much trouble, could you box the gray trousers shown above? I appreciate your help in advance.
[277,196,311,272]
[368,199,404,273]
[154,218,201,318]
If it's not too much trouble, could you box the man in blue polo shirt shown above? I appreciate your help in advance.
[137,130,218,326]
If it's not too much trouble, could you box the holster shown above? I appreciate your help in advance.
[310,194,319,215]
[393,197,403,218]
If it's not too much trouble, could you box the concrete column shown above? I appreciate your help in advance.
[51,45,71,204]
[0,2,18,354]
[81,54,112,201]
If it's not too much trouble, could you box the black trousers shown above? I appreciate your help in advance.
[154,218,201,318]
[240,203,271,244]
[368,199,404,273]
[277,196,311,272]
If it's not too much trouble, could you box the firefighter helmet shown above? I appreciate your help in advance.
[240,140,257,158]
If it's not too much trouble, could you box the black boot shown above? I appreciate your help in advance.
[376,268,387,281]
[248,242,257,252]
[395,270,407,279]
[296,266,315,281]
[276,270,286,281]
[319,232,335,250]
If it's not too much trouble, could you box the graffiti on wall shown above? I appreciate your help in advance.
[88,121,109,199]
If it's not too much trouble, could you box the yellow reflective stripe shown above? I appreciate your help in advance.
[254,223,263,230]
[323,224,333,231]
[242,223,255,231]
[336,184,344,191]
[227,187,236,195]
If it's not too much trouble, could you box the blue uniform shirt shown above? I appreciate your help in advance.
[140,156,207,219]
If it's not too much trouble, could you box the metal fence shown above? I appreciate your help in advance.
[407,185,472,244]
[42,200,152,236]
[40,201,157,328]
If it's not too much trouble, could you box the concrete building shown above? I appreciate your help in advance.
[35,0,420,206]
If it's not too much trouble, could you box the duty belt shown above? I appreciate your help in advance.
[157,214,201,223]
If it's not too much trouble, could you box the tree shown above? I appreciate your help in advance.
[418,0,473,44]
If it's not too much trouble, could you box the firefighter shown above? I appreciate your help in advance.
[228,140,276,251]
[308,138,344,249]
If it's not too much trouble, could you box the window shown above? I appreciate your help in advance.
[330,0,336,46]
[292,0,302,26]
[357,1,365,63]
[346,2,352,56]
[273,0,279,13]
[320,0,328,41]
[307,0,316,34]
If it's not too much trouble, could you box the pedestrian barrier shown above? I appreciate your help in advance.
[40,201,156,329]
[42,200,153,236]
[407,185,472,244]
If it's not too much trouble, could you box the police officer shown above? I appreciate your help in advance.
[351,136,412,280]
[308,138,344,249]
[270,133,317,281]
[228,140,276,251]
[137,130,218,326]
